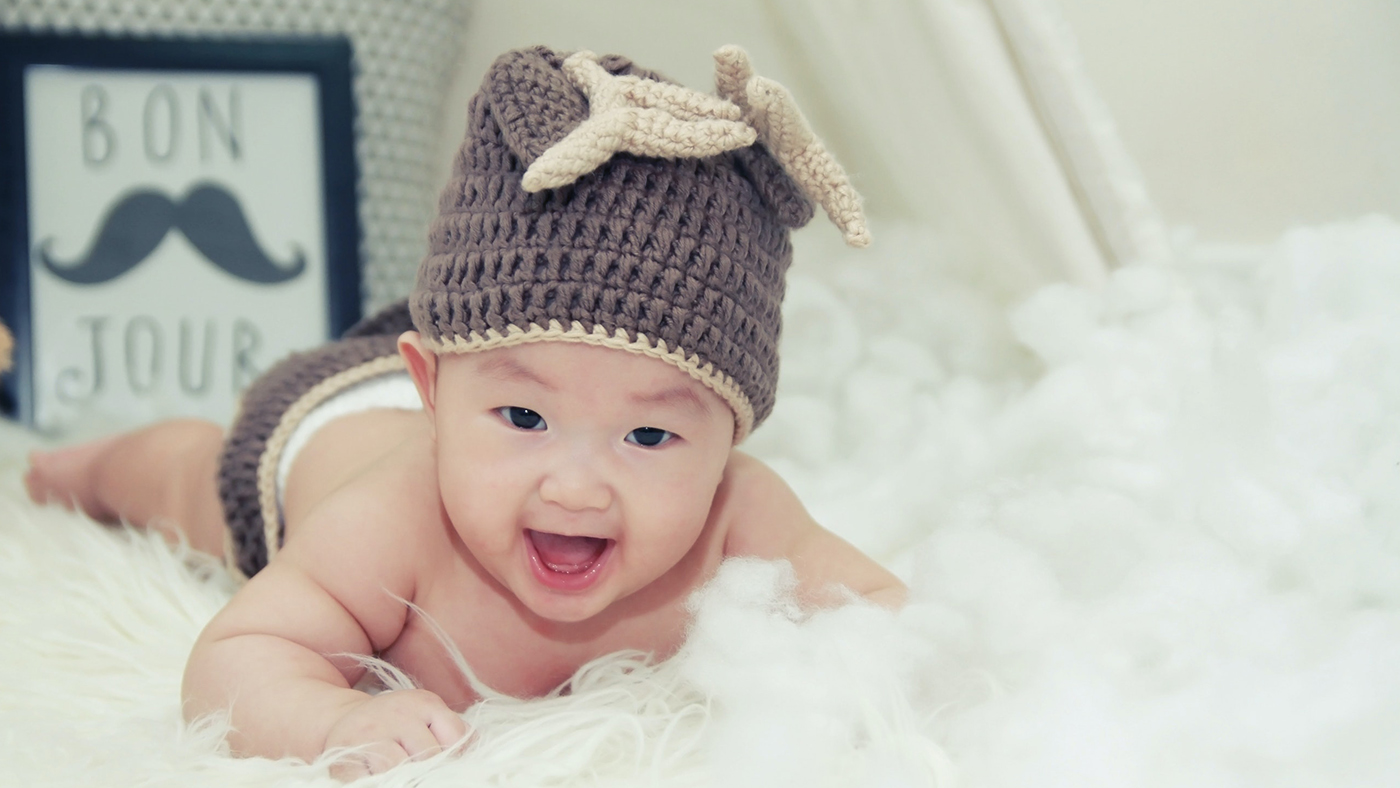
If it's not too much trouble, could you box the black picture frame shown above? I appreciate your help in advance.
[0,32,361,427]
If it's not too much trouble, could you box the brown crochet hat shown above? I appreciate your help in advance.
[411,45,867,439]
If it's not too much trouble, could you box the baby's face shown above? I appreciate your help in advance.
[426,342,735,623]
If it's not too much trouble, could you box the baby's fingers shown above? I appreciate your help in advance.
[396,721,446,761]
[329,741,410,782]
[323,689,467,780]
[390,688,468,752]
[426,706,469,749]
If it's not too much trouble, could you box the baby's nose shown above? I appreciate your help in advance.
[538,456,613,512]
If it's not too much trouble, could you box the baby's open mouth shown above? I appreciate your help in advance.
[527,529,608,572]
[524,530,612,591]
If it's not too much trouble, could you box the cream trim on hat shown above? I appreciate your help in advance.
[424,319,755,442]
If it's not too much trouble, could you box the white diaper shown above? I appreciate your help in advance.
[274,370,422,505]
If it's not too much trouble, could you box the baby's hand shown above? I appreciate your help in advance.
[325,689,468,780]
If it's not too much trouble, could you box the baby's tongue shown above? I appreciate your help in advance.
[529,530,607,573]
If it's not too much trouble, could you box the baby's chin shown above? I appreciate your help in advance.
[515,582,625,625]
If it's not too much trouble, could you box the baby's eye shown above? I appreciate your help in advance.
[626,427,673,447]
[498,406,546,431]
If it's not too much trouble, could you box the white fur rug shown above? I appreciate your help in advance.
[4,217,1400,786]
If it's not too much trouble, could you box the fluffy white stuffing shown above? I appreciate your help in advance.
[2,216,1399,786]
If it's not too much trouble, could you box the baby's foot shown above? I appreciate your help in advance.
[24,437,120,522]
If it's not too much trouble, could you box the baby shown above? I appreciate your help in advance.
[24,46,904,778]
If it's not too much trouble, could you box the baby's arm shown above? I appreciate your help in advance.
[719,452,907,608]
[182,488,465,775]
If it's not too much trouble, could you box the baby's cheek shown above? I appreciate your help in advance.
[437,474,505,545]
[655,496,712,552]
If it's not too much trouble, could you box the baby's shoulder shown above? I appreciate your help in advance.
[713,453,907,607]
[308,436,436,521]
[273,440,458,649]
[716,450,784,499]
[714,451,817,559]
[283,437,449,584]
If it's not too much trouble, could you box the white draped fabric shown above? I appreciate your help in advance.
[762,0,1170,297]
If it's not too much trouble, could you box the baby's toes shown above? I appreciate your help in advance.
[24,450,85,512]
[23,453,56,506]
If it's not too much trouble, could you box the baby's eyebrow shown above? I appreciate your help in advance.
[476,356,556,390]
[630,385,712,418]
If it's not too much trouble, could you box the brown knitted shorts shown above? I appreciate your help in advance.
[217,302,415,580]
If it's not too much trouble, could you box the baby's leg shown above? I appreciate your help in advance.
[25,419,228,556]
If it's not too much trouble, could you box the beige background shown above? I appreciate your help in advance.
[437,0,1399,247]
[1057,0,1400,242]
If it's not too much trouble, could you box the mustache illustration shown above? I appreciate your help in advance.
[36,183,306,285]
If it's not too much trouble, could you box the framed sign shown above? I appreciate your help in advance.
[0,33,361,431]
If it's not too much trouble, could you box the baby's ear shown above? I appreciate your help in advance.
[398,331,439,421]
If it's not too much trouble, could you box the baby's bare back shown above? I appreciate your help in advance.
[278,409,721,709]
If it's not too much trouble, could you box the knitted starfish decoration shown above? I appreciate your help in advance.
[521,51,758,193]
[522,47,870,248]
[713,45,870,247]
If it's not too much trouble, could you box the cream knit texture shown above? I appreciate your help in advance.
[522,51,758,193]
[713,46,870,248]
